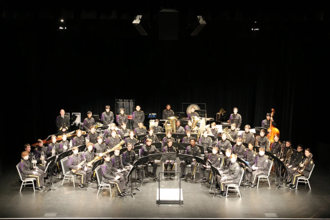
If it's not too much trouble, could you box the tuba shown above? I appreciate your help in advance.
[165,116,177,133]
[191,116,201,131]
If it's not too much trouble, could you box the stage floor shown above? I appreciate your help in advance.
[0,159,330,219]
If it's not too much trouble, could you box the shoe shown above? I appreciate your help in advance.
[79,184,84,188]
[136,178,141,183]
[180,174,186,179]
[190,176,194,180]
[286,183,292,187]
[290,185,296,190]
[220,191,226,197]
[36,187,43,191]
[201,177,207,181]
[87,181,92,184]
[118,193,124,197]
[250,184,256,188]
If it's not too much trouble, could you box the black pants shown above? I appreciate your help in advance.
[180,160,198,176]
[105,177,126,194]
[144,161,157,176]
[28,169,46,188]
[250,170,267,184]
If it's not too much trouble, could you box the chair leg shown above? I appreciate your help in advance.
[20,182,23,192]
[237,187,241,198]
[32,181,35,192]
[267,177,271,188]
[73,176,75,187]
[257,177,260,188]
[307,180,311,190]
[97,186,101,195]
[109,185,112,197]
[296,179,299,189]
[62,176,65,186]
[226,186,229,197]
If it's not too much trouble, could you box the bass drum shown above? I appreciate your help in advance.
[186,104,200,116]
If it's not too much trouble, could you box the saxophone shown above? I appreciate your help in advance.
[298,154,313,174]
[284,147,294,165]
[71,158,87,174]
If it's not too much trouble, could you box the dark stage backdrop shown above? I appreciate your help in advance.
[3,23,325,164]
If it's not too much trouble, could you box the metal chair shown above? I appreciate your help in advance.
[95,166,117,197]
[296,164,315,190]
[225,168,245,198]
[60,157,76,187]
[257,161,273,188]
[16,163,36,192]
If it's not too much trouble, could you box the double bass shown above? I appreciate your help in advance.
[267,108,280,148]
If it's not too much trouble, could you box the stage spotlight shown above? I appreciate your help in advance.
[191,15,207,36]
[60,19,64,22]
[132,15,148,36]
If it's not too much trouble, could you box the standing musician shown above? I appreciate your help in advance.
[67,146,88,188]
[241,125,255,145]
[118,123,130,139]
[101,154,126,197]
[242,143,257,184]
[34,139,47,167]
[180,139,201,180]
[217,154,241,197]
[72,129,85,147]
[87,126,98,144]
[134,122,147,136]
[125,130,139,148]
[286,148,314,189]
[228,107,242,131]
[176,120,185,134]
[47,135,59,157]
[56,109,70,134]
[187,106,199,120]
[152,119,163,133]
[132,105,145,128]
[256,129,270,151]
[94,136,107,154]
[83,111,95,133]
[231,137,245,158]
[182,130,194,144]
[19,151,46,191]
[144,128,160,143]
[228,123,239,141]
[201,146,223,183]
[82,143,95,184]
[101,105,114,126]
[216,133,232,153]
[140,138,160,178]
[261,113,276,129]
[106,130,121,149]
[162,131,175,147]
[162,104,175,120]
[162,139,177,177]
[199,130,212,160]
[116,108,128,126]
[111,149,128,183]
[250,147,270,188]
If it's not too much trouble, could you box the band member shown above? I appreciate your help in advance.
[201,146,223,183]
[140,138,160,178]
[286,148,314,189]
[217,108,227,122]
[116,108,128,126]
[162,131,175,147]
[104,123,118,139]
[83,111,95,132]
[82,143,94,184]
[72,129,85,147]
[176,120,185,134]
[250,147,270,188]
[271,134,281,156]
[162,139,177,177]
[162,104,174,119]
[125,131,139,148]
[132,105,145,128]
[111,149,128,182]
[144,128,160,143]
[241,125,255,145]
[182,130,194,144]
[199,130,212,159]
[231,137,245,158]
[180,139,201,180]
[187,107,199,120]
[101,154,126,197]
[134,122,147,136]
[106,130,121,149]
[210,122,219,140]
[242,143,257,184]
[261,113,276,129]
[118,123,130,139]
[185,120,198,133]
[57,134,71,153]
[217,154,241,197]
[56,109,70,134]
[228,123,239,141]
[101,105,114,126]
[216,133,232,153]
[25,144,45,171]
[123,143,142,181]
[280,141,294,165]
[67,147,88,188]
[215,149,232,190]
[19,151,46,191]
[256,129,270,151]
[228,107,242,130]
[152,119,163,133]
[34,139,47,166]
[94,136,107,154]
[47,135,59,157]
[87,126,98,144]
[286,145,304,168]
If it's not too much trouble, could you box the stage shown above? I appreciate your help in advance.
[0,159,329,219]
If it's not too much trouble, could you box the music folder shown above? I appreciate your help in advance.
[178,154,194,163]
[195,156,206,166]
[44,155,56,174]
[161,152,177,162]
[155,133,166,141]
[211,165,221,177]
[147,153,162,162]
[137,134,147,141]
[171,133,185,140]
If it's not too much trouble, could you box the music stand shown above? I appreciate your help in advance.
[195,156,206,166]
[178,154,193,163]
[237,157,250,168]
[137,134,147,142]
[44,155,57,191]
[161,152,177,162]
[265,151,287,188]
[171,133,185,140]
[156,133,166,142]
[210,165,221,196]
[134,156,149,187]
[124,165,137,198]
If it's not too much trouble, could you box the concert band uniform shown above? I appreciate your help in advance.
[72,130,85,147]
[162,139,177,177]
[241,125,255,144]
[201,147,223,182]
[116,108,128,126]
[228,107,242,130]
[216,134,232,152]
[231,137,245,158]
[162,105,174,119]
[139,139,160,178]
[261,113,276,129]
[132,106,145,128]
[67,147,87,188]
[82,111,95,133]
[101,105,114,126]
[56,109,70,134]
[180,139,201,180]
[144,129,160,143]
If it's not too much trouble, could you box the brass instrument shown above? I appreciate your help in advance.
[279,141,286,159]
[165,116,177,133]
[284,147,293,165]
[223,127,234,142]
[191,116,201,131]
[87,141,125,167]
[196,118,206,141]
[71,158,86,174]
[186,104,200,116]
[298,154,313,174]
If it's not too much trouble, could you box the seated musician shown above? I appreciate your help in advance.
[134,122,147,136]
[82,143,94,184]
[176,120,185,134]
[201,146,223,183]
[185,120,198,133]
[228,107,242,131]
[162,131,175,147]
[228,123,238,141]
[125,130,139,148]
[249,147,270,188]
[242,143,257,185]
[34,139,47,167]
[118,123,130,139]
[152,119,163,133]
[162,139,177,177]
[286,148,314,189]
[271,134,281,157]
[72,129,85,147]
[187,106,199,120]
[101,105,114,126]
[232,137,245,158]
[67,147,88,188]
[261,113,276,130]
[106,130,121,149]
[280,140,293,163]
[58,134,71,153]
[56,109,70,134]
[144,128,160,143]
[140,138,160,178]
[217,154,241,197]
[116,108,128,126]
[123,143,142,181]
[111,149,128,184]
[46,135,59,157]
[162,104,174,120]
[94,136,107,155]
[221,149,232,171]
[19,151,46,191]
[180,138,201,180]
[241,125,255,145]
[199,130,212,159]
[25,143,45,171]
[101,154,126,197]
[87,126,98,144]
[132,105,145,128]
[210,122,219,143]
[286,145,304,169]
[256,129,270,151]
[82,111,95,133]
[104,123,118,139]
[182,129,194,144]
[216,133,232,153]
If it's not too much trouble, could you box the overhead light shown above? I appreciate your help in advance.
[132,15,148,36]
[60,19,64,22]
[191,15,207,36]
